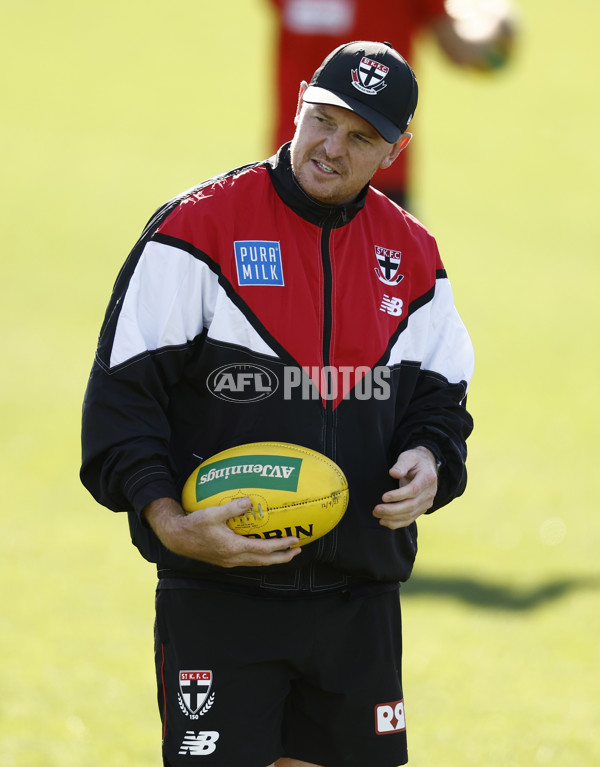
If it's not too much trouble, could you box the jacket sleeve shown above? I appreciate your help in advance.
[391,269,475,512]
[80,199,213,515]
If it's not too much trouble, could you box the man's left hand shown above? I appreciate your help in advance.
[373,446,439,529]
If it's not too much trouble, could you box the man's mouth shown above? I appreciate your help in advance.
[313,159,339,175]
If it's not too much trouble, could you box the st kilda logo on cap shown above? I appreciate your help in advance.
[351,57,389,95]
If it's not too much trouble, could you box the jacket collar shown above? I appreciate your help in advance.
[266,142,368,228]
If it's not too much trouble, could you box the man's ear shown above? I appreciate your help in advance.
[294,81,309,126]
[380,133,413,169]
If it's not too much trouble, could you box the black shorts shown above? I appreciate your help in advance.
[154,582,408,767]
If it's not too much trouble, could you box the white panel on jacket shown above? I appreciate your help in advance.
[206,288,279,357]
[386,277,475,388]
[110,240,278,369]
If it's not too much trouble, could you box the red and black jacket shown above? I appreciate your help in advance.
[81,144,474,593]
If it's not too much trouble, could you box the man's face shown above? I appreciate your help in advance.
[290,100,402,206]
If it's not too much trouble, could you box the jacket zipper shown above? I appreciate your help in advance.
[320,208,347,460]
[317,209,350,565]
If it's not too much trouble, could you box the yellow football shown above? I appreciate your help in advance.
[181,442,349,546]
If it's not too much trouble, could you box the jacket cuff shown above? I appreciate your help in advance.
[131,480,179,518]
[403,440,449,515]
[405,439,444,467]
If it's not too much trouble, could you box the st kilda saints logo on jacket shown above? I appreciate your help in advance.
[374,246,404,285]
[178,671,215,720]
[352,57,389,95]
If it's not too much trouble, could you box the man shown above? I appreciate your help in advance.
[81,41,474,767]
[268,0,517,206]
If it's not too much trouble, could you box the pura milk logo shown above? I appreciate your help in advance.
[194,454,302,502]
[234,240,284,286]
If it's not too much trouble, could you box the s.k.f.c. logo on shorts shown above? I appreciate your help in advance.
[374,698,406,734]
[178,671,215,719]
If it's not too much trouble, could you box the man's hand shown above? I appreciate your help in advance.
[373,447,439,530]
[143,496,302,568]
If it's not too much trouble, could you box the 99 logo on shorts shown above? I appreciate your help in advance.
[374,699,406,734]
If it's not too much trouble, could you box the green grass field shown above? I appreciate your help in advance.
[1,0,599,764]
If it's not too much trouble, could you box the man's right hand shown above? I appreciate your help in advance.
[143,496,302,568]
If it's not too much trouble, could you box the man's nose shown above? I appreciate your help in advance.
[322,129,346,158]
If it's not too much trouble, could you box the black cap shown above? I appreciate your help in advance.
[302,41,418,143]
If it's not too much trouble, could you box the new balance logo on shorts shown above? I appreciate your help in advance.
[375,699,406,734]
[178,730,220,756]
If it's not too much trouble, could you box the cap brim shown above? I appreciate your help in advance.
[303,85,402,144]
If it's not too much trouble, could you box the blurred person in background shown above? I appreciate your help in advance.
[268,0,518,208]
